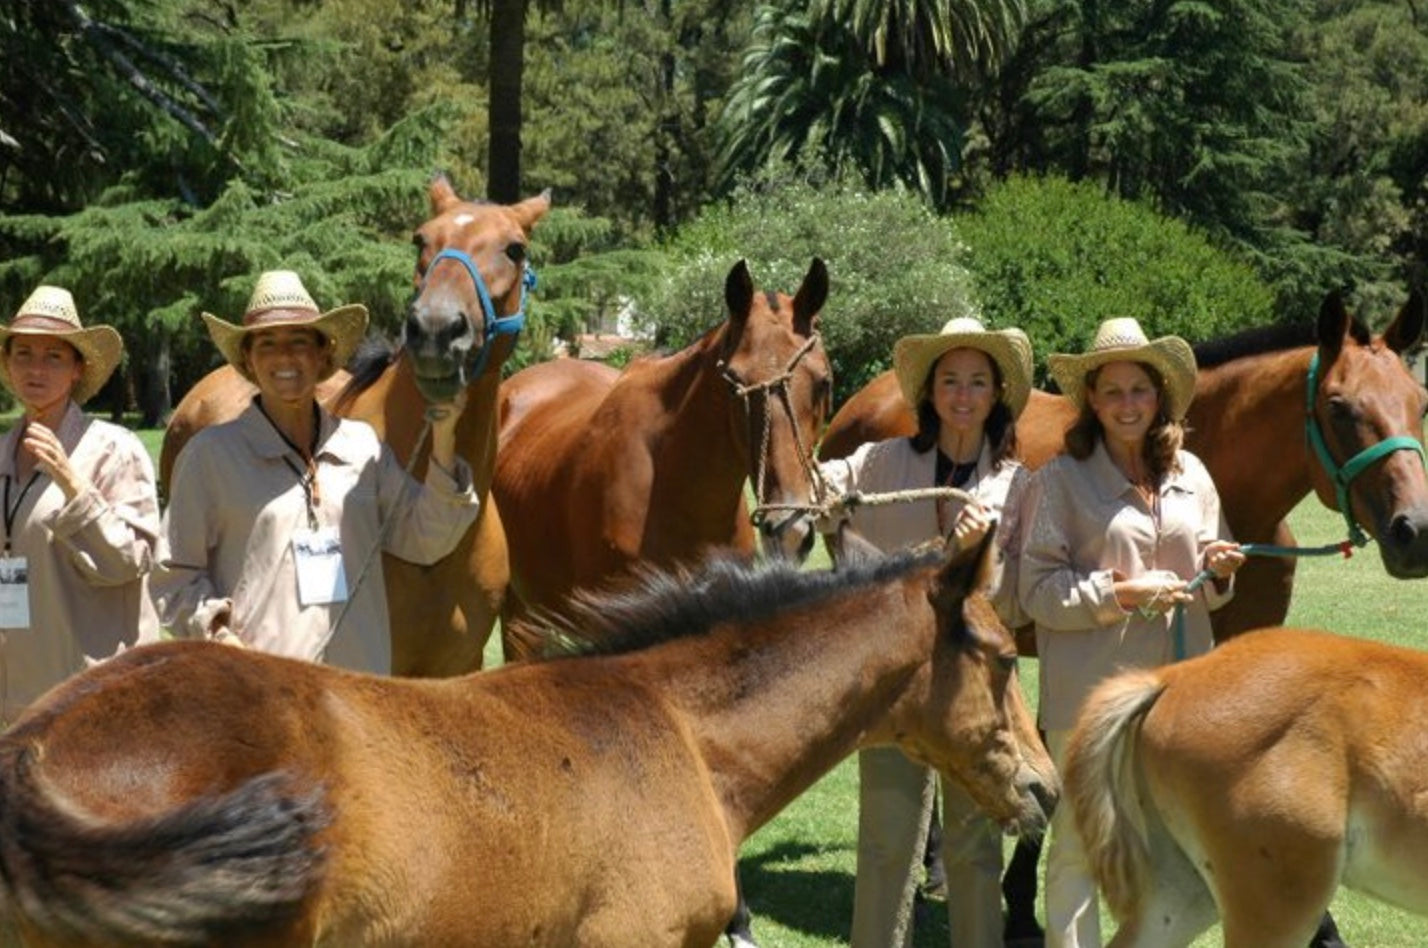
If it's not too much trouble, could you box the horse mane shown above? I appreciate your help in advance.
[334,336,399,405]
[1191,321,1318,369]
[515,545,945,659]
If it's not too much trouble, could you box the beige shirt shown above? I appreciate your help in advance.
[154,401,479,674]
[819,436,1029,621]
[1017,442,1234,730]
[0,402,161,720]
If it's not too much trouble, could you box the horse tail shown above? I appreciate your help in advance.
[0,747,329,945]
[1062,668,1167,922]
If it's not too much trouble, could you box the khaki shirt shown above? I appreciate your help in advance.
[819,436,1029,621]
[0,402,161,720]
[1018,442,1234,730]
[154,401,479,674]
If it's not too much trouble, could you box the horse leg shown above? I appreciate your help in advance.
[1105,816,1218,948]
[723,866,758,948]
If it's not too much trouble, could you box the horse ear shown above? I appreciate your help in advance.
[429,173,459,213]
[1383,287,1427,354]
[1316,289,1351,363]
[512,189,554,232]
[936,521,999,602]
[793,258,829,336]
[725,260,754,329]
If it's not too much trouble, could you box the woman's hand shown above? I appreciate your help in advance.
[950,500,992,552]
[1114,569,1190,616]
[1202,540,1246,579]
[21,421,86,500]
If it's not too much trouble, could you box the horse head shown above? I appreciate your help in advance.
[1309,288,1428,577]
[718,258,832,563]
[900,529,1059,838]
[405,176,551,402]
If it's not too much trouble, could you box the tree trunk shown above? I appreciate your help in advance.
[488,0,527,202]
[136,324,171,428]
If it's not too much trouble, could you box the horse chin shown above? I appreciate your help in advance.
[408,360,465,404]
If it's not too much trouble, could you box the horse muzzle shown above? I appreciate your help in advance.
[1377,505,1428,578]
[757,510,817,563]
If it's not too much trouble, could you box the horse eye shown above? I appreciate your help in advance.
[505,243,527,264]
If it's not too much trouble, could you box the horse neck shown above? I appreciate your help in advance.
[647,579,933,843]
[632,333,752,526]
[337,354,503,496]
[1187,347,1313,538]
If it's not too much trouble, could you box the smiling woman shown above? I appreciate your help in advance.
[152,270,480,674]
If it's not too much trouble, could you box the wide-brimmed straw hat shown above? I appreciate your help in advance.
[1047,317,1197,421]
[202,270,368,383]
[892,317,1034,418]
[0,286,124,405]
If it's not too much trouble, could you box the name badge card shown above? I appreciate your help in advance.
[0,555,30,629]
[292,528,349,607]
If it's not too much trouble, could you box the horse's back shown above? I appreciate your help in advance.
[497,358,618,451]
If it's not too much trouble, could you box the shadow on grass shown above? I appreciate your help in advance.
[738,842,950,946]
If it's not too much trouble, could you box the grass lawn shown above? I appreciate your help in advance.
[734,496,1428,948]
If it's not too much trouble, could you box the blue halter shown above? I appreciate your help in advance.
[1305,350,1426,547]
[420,247,537,379]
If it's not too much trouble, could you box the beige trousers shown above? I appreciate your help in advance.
[1044,729,1100,948]
[850,746,1005,948]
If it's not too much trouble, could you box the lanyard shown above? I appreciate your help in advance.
[1,473,39,555]
[258,402,323,531]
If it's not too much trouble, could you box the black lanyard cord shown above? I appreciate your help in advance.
[2,473,40,555]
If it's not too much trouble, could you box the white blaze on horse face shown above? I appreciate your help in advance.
[452,213,475,228]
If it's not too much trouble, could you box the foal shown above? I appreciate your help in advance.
[0,533,1054,947]
[1066,627,1428,947]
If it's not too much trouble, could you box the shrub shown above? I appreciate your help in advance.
[957,175,1277,382]
[638,166,979,406]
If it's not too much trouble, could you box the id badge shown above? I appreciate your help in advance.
[0,555,30,629]
[292,527,349,607]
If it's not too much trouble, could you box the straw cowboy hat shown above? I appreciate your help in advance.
[0,286,124,405]
[202,270,368,383]
[1047,317,1198,421]
[892,316,1035,418]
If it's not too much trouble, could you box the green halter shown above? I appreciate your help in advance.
[1305,350,1426,547]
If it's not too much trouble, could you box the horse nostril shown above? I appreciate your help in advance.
[403,312,423,346]
[1389,514,1418,547]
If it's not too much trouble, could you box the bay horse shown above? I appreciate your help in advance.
[493,258,832,644]
[818,288,1428,642]
[1065,627,1428,947]
[0,533,1056,947]
[158,175,550,676]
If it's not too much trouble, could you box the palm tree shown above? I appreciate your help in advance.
[716,0,1025,207]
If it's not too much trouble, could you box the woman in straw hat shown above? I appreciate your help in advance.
[0,285,161,722]
[153,270,478,674]
[1018,318,1245,948]
[820,315,1038,948]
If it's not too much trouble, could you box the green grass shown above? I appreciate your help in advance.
[735,497,1428,948]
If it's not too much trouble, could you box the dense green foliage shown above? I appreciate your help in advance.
[3,0,1427,421]
[641,167,980,405]
[958,175,1277,378]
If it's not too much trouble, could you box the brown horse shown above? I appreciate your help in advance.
[493,258,832,644]
[818,289,1428,640]
[159,176,550,676]
[1065,627,1428,947]
[0,534,1056,947]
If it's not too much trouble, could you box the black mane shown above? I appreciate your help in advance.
[335,336,398,404]
[1192,321,1317,370]
[518,545,945,659]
